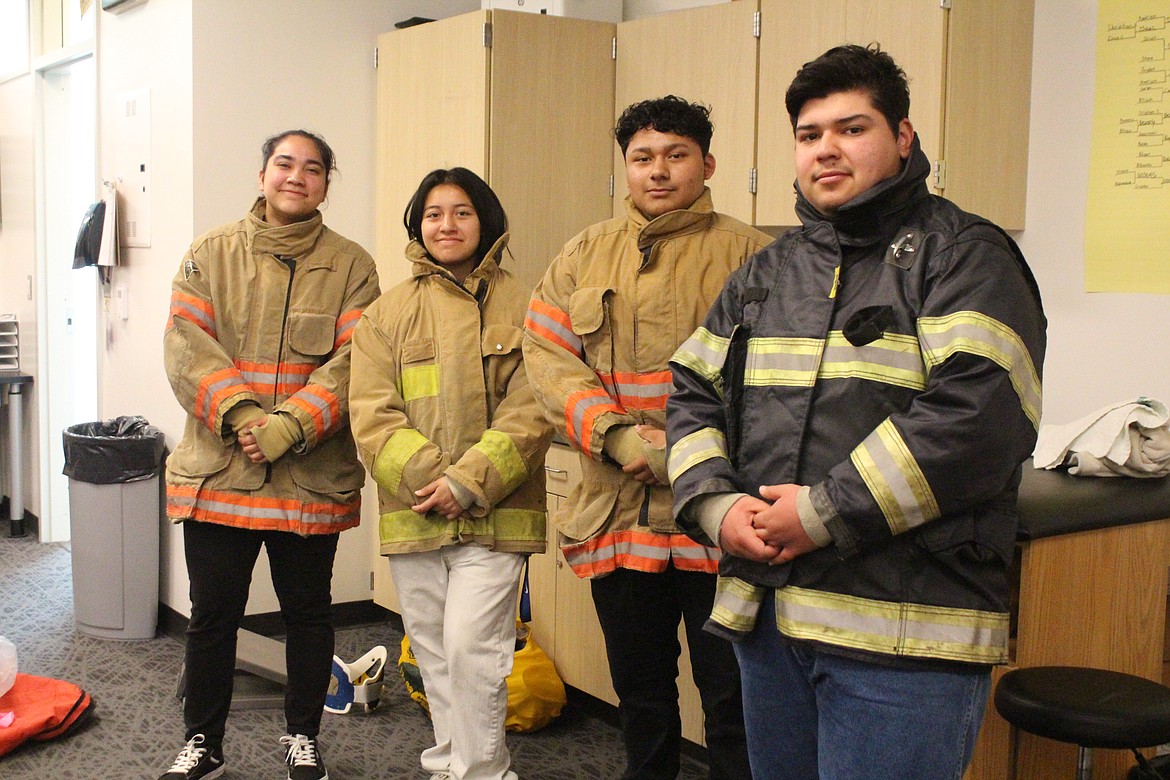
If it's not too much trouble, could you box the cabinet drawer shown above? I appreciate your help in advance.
[544,443,582,498]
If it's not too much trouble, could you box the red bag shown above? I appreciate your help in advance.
[0,673,95,757]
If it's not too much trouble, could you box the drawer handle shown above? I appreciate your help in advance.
[545,467,568,475]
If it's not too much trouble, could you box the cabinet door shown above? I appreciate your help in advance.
[526,492,560,661]
[614,0,760,225]
[489,11,616,296]
[756,0,946,227]
[375,12,491,288]
[942,0,1033,230]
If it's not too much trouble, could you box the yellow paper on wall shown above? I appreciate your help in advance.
[1084,3,1170,293]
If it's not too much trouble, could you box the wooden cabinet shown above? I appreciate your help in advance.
[529,443,706,744]
[756,0,1033,230]
[374,9,616,296]
[614,0,1033,230]
[613,0,760,224]
[963,518,1170,780]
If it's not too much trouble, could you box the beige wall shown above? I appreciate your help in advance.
[1,0,1165,614]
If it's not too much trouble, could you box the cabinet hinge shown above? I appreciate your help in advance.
[749,167,758,194]
[609,174,614,197]
[373,47,378,69]
[369,571,375,590]
[612,36,617,60]
[483,22,493,48]
[939,0,952,8]
[932,159,947,189]
[752,10,761,38]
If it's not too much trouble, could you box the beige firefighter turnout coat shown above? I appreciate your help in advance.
[522,190,772,575]
[164,197,380,535]
[349,235,551,556]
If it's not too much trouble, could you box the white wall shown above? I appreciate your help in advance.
[1016,0,1166,425]
[0,72,39,522]
[97,0,195,611]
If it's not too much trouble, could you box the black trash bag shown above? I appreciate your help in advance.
[62,416,166,484]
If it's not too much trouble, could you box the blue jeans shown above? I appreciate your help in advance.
[735,591,990,780]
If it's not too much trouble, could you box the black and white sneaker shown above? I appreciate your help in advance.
[280,733,329,780]
[158,734,226,780]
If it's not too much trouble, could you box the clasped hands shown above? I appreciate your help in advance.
[719,484,817,565]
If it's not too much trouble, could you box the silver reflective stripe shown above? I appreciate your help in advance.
[527,306,582,355]
[668,428,728,484]
[819,331,926,390]
[289,387,335,431]
[709,576,766,635]
[775,585,1010,664]
[919,311,1042,428]
[671,327,730,383]
[744,337,823,387]
[850,419,939,535]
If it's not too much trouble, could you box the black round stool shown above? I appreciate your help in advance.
[994,666,1170,779]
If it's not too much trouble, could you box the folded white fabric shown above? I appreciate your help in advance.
[1033,397,1170,477]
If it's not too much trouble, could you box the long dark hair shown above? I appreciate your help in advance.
[402,168,508,265]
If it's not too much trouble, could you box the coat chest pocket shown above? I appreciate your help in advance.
[287,313,336,358]
[569,287,614,371]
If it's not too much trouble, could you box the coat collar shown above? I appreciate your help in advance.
[246,196,326,259]
[625,188,717,251]
[408,232,510,292]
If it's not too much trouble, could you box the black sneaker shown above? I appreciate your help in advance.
[281,733,329,780]
[158,734,226,780]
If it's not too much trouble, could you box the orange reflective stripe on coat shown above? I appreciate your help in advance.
[287,384,342,439]
[525,298,582,359]
[564,387,624,452]
[168,291,216,338]
[334,308,362,350]
[166,484,359,534]
[562,529,719,578]
[595,370,673,412]
[233,359,315,396]
[193,367,251,432]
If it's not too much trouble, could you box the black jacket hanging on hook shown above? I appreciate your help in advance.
[72,200,105,269]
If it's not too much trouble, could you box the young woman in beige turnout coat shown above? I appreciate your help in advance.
[349,167,551,780]
[161,130,380,780]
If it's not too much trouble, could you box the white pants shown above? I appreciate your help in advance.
[390,544,524,780]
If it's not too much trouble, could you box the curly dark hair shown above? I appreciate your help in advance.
[402,167,508,265]
[613,95,714,156]
[784,43,910,136]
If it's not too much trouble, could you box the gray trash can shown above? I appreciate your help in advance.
[63,416,166,640]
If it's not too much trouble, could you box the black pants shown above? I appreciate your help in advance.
[181,521,338,748]
[591,564,751,780]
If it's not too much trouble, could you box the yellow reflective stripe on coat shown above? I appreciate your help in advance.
[400,364,439,402]
[850,419,940,535]
[774,585,1010,664]
[372,429,431,496]
[671,327,731,385]
[709,576,767,635]
[744,337,823,387]
[668,428,729,484]
[471,429,529,494]
[379,507,545,544]
[918,311,1042,429]
[819,331,926,390]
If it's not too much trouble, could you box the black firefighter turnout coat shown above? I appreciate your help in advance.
[666,139,1047,667]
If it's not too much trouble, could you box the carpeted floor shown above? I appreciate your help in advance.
[0,532,709,779]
